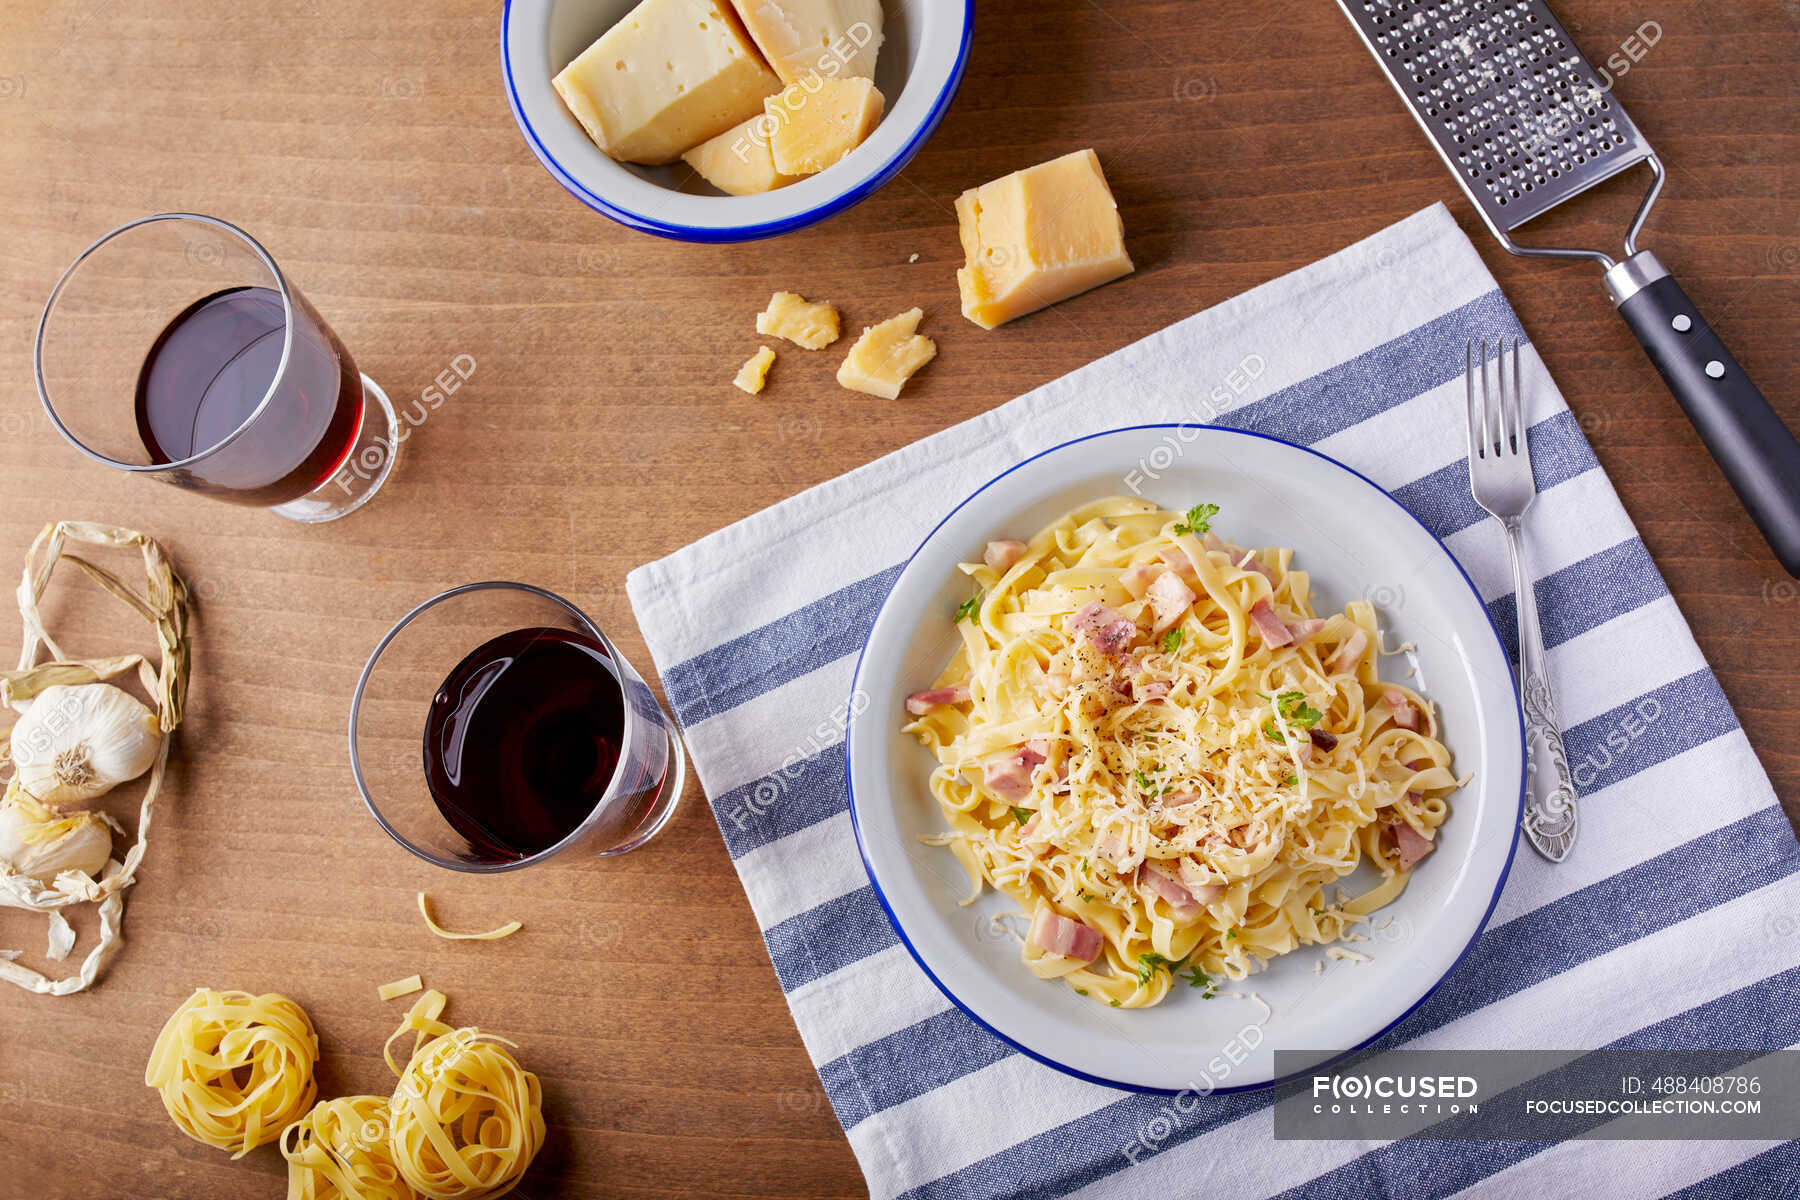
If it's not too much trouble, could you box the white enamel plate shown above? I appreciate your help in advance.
[845,425,1525,1094]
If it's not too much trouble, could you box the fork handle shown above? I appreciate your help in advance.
[1607,252,1800,577]
[1505,518,1580,861]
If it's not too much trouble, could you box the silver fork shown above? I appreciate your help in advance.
[1465,338,1579,862]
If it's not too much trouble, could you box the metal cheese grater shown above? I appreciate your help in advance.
[1338,0,1800,577]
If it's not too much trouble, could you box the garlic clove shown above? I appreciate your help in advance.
[0,787,112,883]
[9,683,161,805]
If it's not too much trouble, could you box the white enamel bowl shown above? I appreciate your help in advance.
[845,425,1525,1094]
[501,0,974,241]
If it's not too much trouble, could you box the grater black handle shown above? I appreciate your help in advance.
[1609,253,1800,578]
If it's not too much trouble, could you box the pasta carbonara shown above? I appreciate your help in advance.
[902,497,1457,1008]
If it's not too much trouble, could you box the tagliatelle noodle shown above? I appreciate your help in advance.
[143,988,319,1157]
[904,497,1458,1008]
[282,1094,417,1200]
[416,892,521,942]
[383,990,546,1200]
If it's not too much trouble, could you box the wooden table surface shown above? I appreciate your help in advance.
[0,1,1793,1197]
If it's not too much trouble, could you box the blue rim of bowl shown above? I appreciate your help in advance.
[844,423,1527,1096]
[500,0,975,243]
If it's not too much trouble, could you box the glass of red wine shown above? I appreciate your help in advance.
[34,213,400,522]
[349,582,687,870]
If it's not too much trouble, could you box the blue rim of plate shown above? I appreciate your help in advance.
[499,0,975,243]
[844,422,1527,1096]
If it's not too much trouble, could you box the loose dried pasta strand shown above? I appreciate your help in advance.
[416,892,521,941]
[378,974,424,1002]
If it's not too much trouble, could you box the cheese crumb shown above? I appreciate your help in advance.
[908,252,920,263]
[836,307,936,399]
[378,974,424,1002]
[733,345,777,394]
[756,291,841,349]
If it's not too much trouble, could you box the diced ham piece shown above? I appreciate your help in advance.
[1325,628,1368,674]
[1249,599,1294,647]
[1138,861,1202,919]
[1096,827,1131,867]
[906,684,970,715]
[1120,563,1163,600]
[1070,602,1136,658]
[1201,532,1229,556]
[1146,570,1197,634]
[1391,820,1436,869]
[1022,737,1049,765]
[1285,618,1325,642]
[1029,909,1103,962]
[1386,689,1422,731]
[1138,680,1172,701]
[984,757,1035,802]
[1237,550,1279,585]
[984,539,1027,573]
[1176,856,1227,904]
[1159,546,1201,585]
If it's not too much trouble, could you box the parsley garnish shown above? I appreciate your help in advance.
[1076,890,1093,902]
[1161,627,1183,653]
[1135,953,1174,984]
[1133,769,1156,792]
[1173,503,1220,536]
[1264,691,1323,743]
[1009,806,1032,826]
[1179,966,1218,997]
[1075,988,1088,996]
[1283,774,1299,787]
[1110,999,1122,1007]
[1226,927,1238,940]
[953,591,984,623]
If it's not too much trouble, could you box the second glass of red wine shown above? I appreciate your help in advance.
[349,582,687,870]
[34,213,399,522]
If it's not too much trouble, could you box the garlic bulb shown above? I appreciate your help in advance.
[9,683,161,804]
[0,788,111,883]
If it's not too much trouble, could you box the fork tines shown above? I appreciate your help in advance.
[1465,338,1525,461]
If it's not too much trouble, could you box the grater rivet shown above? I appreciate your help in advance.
[1670,314,1693,333]
[1705,360,1726,379]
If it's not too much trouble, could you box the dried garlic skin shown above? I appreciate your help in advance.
[0,786,110,882]
[10,682,160,804]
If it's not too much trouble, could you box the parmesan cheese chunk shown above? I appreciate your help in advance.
[765,76,883,175]
[836,307,936,399]
[733,346,777,394]
[756,290,841,349]
[682,115,800,195]
[956,148,1135,329]
[552,0,781,166]
[727,0,884,85]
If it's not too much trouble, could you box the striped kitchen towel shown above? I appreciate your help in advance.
[625,203,1800,1199]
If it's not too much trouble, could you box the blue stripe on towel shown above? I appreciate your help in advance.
[763,885,898,992]
[892,807,1800,1199]
[819,1007,1014,1129]
[1486,537,1667,665]
[661,563,904,724]
[1663,1141,1800,1198]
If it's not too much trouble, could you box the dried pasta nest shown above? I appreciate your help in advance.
[283,1094,416,1200]
[384,992,545,1200]
[144,988,319,1158]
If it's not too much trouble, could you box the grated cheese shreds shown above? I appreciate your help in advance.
[417,891,522,941]
[377,973,423,1002]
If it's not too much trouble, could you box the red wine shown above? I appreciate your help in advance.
[135,285,364,506]
[422,627,630,861]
